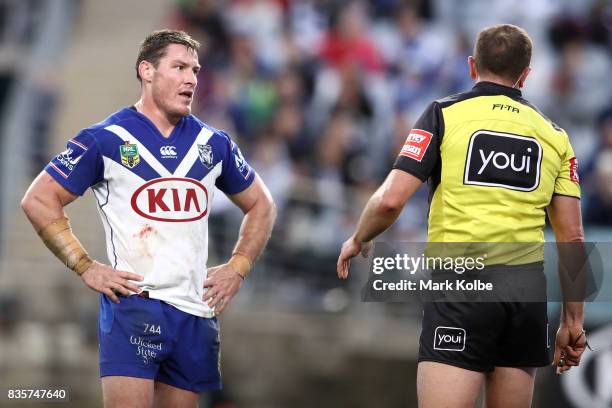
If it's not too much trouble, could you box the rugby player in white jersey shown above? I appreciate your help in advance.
[21,30,276,408]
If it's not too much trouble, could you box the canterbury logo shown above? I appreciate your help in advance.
[160,146,177,158]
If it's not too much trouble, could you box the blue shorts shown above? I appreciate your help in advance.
[98,294,221,392]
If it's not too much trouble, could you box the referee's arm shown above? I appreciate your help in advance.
[338,102,440,279]
[547,194,588,373]
[548,195,585,322]
[337,170,422,279]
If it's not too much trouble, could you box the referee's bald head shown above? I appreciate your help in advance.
[474,24,533,83]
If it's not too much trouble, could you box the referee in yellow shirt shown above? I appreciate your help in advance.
[337,24,588,408]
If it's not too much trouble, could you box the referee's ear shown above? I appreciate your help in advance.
[515,66,532,89]
[467,56,478,81]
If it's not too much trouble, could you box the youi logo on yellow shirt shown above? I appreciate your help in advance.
[464,130,542,192]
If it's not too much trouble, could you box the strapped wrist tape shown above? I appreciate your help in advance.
[38,217,93,275]
[228,252,252,280]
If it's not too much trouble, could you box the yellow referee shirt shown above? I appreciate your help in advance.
[394,82,580,245]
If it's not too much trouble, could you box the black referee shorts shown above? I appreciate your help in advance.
[418,300,550,372]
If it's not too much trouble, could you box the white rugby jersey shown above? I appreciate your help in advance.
[46,107,255,317]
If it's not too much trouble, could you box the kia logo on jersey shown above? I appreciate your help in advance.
[464,131,542,192]
[131,178,208,222]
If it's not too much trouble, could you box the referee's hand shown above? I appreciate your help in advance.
[337,237,372,279]
[80,261,144,304]
[552,324,589,374]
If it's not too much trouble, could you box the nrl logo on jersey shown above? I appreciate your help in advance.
[197,144,213,169]
[120,141,140,168]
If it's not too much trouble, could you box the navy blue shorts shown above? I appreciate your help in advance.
[98,294,221,392]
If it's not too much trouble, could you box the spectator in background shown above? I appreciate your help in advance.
[439,30,474,94]
[387,3,450,115]
[225,0,286,72]
[586,0,612,49]
[171,0,230,69]
[271,101,311,165]
[318,0,385,74]
[547,38,610,128]
[225,29,277,140]
[546,5,612,146]
[584,106,612,225]
[251,130,293,217]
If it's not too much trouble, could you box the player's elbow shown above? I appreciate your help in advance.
[20,190,37,217]
[21,187,52,221]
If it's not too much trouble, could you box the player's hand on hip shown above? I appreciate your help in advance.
[203,264,243,315]
[80,261,144,304]
[337,236,372,279]
[552,323,590,374]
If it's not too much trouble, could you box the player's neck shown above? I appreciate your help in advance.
[133,99,179,138]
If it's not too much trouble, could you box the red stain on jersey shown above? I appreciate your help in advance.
[400,129,433,162]
[134,224,155,239]
[569,157,579,183]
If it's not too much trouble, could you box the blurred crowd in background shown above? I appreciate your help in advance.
[0,1,611,406]
[164,0,612,289]
[1,0,612,301]
[0,0,610,297]
[168,0,612,229]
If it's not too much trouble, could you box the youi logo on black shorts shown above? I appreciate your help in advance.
[434,326,466,351]
[464,130,542,192]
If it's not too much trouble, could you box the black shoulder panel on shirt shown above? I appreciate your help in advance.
[511,96,563,132]
[436,90,481,109]
[392,101,444,182]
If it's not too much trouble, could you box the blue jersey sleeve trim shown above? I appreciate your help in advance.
[214,131,256,195]
[220,168,256,195]
[45,130,105,196]
[44,165,84,196]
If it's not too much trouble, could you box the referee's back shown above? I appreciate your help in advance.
[393,81,580,243]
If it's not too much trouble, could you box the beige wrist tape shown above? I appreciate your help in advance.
[38,217,93,275]
[228,252,252,279]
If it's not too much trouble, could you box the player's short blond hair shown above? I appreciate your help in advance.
[136,29,200,81]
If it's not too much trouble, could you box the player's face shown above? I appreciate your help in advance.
[150,44,200,119]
